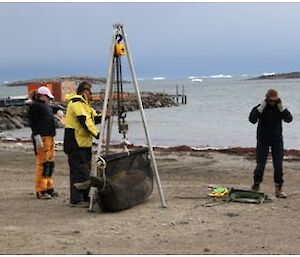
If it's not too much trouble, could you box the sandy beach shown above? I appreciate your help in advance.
[0,140,299,254]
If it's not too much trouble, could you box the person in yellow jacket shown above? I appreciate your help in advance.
[63,81,105,207]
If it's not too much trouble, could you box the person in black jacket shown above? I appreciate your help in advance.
[28,86,63,199]
[249,89,293,198]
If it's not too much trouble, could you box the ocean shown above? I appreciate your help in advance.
[1,77,299,149]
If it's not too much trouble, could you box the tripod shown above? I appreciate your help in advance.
[88,24,167,211]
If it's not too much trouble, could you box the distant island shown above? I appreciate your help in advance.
[249,71,300,80]
[3,75,107,87]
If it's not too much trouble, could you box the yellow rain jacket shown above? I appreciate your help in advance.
[63,94,101,153]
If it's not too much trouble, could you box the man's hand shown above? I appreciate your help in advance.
[55,109,65,126]
[34,135,44,149]
[277,98,286,112]
[257,100,267,113]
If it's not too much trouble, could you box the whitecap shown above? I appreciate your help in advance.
[262,72,275,76]
[191,78,203,82]
[153,77,165,80]
[210,74,232,79]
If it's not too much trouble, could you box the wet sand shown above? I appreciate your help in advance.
[0,141,300,254]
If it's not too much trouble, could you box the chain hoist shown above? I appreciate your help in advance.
[114,30,129,153]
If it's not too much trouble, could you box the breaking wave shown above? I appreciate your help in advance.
[262,72,275,76]
[210,74,233,79]
[152,77,165,80]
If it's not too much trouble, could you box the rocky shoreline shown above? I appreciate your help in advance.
[0,92,178,131]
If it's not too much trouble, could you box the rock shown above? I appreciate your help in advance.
[21,118,30,126]
[225,212,239,217]
[155,101,162,107]
[7,117,24,129]
[179,221,189,225]
[6,122,16,130]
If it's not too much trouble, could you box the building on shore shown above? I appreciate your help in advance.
[27,80,77,102]
[4,76,107,103]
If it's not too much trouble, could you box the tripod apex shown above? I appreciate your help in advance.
[113,23,124,29]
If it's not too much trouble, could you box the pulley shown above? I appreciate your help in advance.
[115,43,126,57]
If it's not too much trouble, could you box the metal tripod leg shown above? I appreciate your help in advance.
[88,29,116,212]
[120,25,167,208]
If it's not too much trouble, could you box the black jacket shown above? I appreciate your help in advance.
[249,103,293,141]
[28,100,56,137]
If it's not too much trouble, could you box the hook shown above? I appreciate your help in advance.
[116,33,123,43]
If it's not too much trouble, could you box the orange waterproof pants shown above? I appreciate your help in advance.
[35,136,55,193]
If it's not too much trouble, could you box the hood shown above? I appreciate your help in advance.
[64,92,77,103]
[64,93,89,105]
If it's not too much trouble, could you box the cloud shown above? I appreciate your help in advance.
[1,2,300,80]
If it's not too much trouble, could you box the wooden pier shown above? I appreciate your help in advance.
[0,96,29,107]
[170,85,187,104]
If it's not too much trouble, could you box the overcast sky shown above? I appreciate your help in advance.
[1,2,300,81]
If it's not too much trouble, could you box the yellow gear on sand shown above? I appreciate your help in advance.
[208,187,229,197]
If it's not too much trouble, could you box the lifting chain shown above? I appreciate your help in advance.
[114,31,130,155]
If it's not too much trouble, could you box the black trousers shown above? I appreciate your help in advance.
[68,147,92,204]
[253,139,284,186]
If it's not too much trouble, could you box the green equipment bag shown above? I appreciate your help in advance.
[228,188,268,204]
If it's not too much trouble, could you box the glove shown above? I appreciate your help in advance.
[55,110,65,126]
[34,135,44,149]
[56,109,64,117]
[257,100,267,113]
[277,98,286,112]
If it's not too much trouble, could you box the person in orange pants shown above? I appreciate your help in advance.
[29,86,63,199]
[35,136,55,198]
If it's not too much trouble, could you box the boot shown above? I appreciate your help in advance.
[69,201,90,208]
[251,182,260,192]
[90,176,104,188]
[36,192,52,200]
[275,185,287,198]
[74,180,91,190]
[47,188,59,197]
